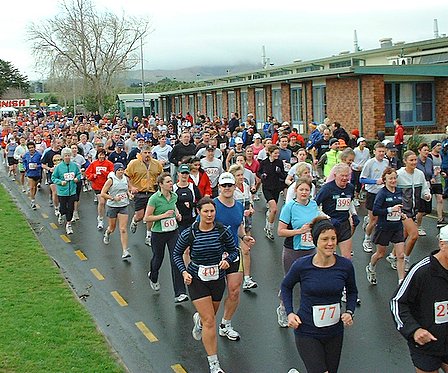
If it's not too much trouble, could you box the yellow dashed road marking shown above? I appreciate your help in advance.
[111,291,128,306]
[90,268,104,280]
[60,234,71,243]
[75,250,87,261]
[135,321,159,342]
[171,364,187,373]
[41,212,48,219]
[50,223,58,229]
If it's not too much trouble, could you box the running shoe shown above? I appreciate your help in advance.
[145,236,151,246]
[57,213,64,225]
[147,271,160,291]
[404,257,410,272]
[209,360,225,373]
[362,216,369,231]
[174,294,189,303]
[93,194,98,203]
[365,264,377,285]
[103,230,110,245]
[130,219,138,234]
[65,223,73,235]
[287,370,300,373]
[72,210,80,221]
[437,218,447,228]
[31,200,36,210]
[49,199,53,207]
[362,239,373,253]
[97,218,104,230]
[121,249,131,260]
[218,323,240,341]
[192,312,202,340]
[353,198,360,207]
[243,277,258,290]
[418,228,426,236]
[22,186,26,193]
[253,194,260,201]
[264,228,274,241]
[82,184,88,192]
[54,208,59,216]
[386,254,397,270]
[276,305,288,328]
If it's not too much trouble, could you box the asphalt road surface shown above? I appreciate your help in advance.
[3,173,440,373]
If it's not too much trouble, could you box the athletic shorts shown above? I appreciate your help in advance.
[366,192,377,211]
[106,205,129,218]
[431,183,443,195]
[28,175,41,182]
[188,277,226,302]
[372,228,404,246]
[419,198,432,214]
[7,157,17,166]
[226,248,243,274]
[336,220,352,243]
[263,188,281,203]
[134,192,153,212]
[409,348,448,372]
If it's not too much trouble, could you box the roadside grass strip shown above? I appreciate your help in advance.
[0,185,125,373]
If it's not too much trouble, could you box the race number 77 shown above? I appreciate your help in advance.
[319,305,337,320]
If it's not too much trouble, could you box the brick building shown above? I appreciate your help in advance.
[156,37,448,139]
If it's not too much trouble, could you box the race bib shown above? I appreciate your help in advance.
[160,216,177,232]
[312,303,341,328]
[283,160,291,171]
[435,300,448,324]
[63,172,75,181]
[387,210,402,221]
[29,163,37,170]
[96,166,107,175]
[116,192,128,201]
[220,143,226,150]
[301,232,314,247]
[336,197,351,211]
[198,264,219,281]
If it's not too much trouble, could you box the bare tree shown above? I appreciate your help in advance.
[28,0,151,114]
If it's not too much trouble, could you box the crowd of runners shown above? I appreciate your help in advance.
[1,110,448,373]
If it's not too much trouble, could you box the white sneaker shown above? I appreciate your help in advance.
[243,277,258,290]
[97,218,104,230]
[362,216,369,231]
[209,360,225,373]
[31,200,36,210]
[192,312,202,340]
[404,258,410,272]
[65,223,73,235]
[264,228,274,241]
[174,294,189,303]
[145,236,151,246]
[218,323,240,341]
[418,228,426,236]
[353,198,360,207]
[93,194,98,203]
[362,239,373,253]
[103,230,110,244]
[22,186,26,193]
[288,370,300,373]
[365,264,377,285]
[121,249,131,260]
[147,271,160,291]
[72,210,79,221]
[276,305,288,328]
[130,219,138,234]
[386,254,397,270]
[57,213,64,225]
[54,208,59,216]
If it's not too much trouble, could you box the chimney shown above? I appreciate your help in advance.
[379,38,393,48]
[434,19,439,38]
[354,30,359,52]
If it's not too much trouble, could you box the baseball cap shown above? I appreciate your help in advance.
[218,172,236,185]
[253,133,262,139]
[114,162,125,172]
[205,145,215,151]
[439,225,448,241]
[178,164,190,173]
[431,139,442,149]
[338,139,347,148]
[329,138,339,147]
[116,141,124,148]
[357,137,366,145]
[386,142,398,152]
[235,137,243,144]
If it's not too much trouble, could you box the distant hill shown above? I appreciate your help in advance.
[122,64,262,85]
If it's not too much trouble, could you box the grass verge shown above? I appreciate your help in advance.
[0,185,125,373]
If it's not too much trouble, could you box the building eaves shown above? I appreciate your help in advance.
[353,63,448,76]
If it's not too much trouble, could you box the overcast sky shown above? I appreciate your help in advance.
[2,0,447,80]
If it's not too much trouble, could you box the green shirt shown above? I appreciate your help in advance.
[147,190,178,233]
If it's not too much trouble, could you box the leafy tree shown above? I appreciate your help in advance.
[28,0,151,114]
[0,59,30,97]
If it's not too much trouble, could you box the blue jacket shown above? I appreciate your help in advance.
[306,129,322,150]
[22,151,42,178]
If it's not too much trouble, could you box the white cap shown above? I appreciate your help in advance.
[235,137,244,144]
[439,225,448,241]
[218,172,236,185]
[357,137,366,145]
[253,133,262,139]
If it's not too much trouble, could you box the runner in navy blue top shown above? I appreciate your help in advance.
[281,217,357,373]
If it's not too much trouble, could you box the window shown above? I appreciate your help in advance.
[241,92,248,119]
[216,93,222,118]
[385,82,434,125]
[206,94,213,118]
[181,96,186,115]
[255,90,266,124]
[272,89,282,122]
[312,86,326,124]
[228,91,236,114]
[188,95,195,115]
[174,97,180,114]
[197,94,203,113]
[291,88,303,124]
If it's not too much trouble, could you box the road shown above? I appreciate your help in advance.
[3,173,440,373]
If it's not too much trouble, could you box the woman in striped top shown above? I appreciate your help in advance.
[173,197,238,373]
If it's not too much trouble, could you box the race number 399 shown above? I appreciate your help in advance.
[312,303,341,328]
[435,301,448,324]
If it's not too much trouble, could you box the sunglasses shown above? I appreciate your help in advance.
[180,172,189,175]
[220,183,234,188]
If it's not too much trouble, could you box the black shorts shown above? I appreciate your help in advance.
[419,198,432,214]
[372,228,404,246]
[106,205,129,218]
[336,220,352,243]
[28,175,41,182]
[366,192,377,211]
[263,188,281,203]
[74,181,82,201]
[134,192,153,212]
[7,157,17,166]
[409,348,448,372]
[431,183,443,195]
[226,249,242,274]
[188,277,226,302]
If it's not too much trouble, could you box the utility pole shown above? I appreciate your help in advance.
[140,37,146,118]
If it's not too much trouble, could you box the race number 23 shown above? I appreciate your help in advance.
[435,301,448,324]
[312,303,341,328]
